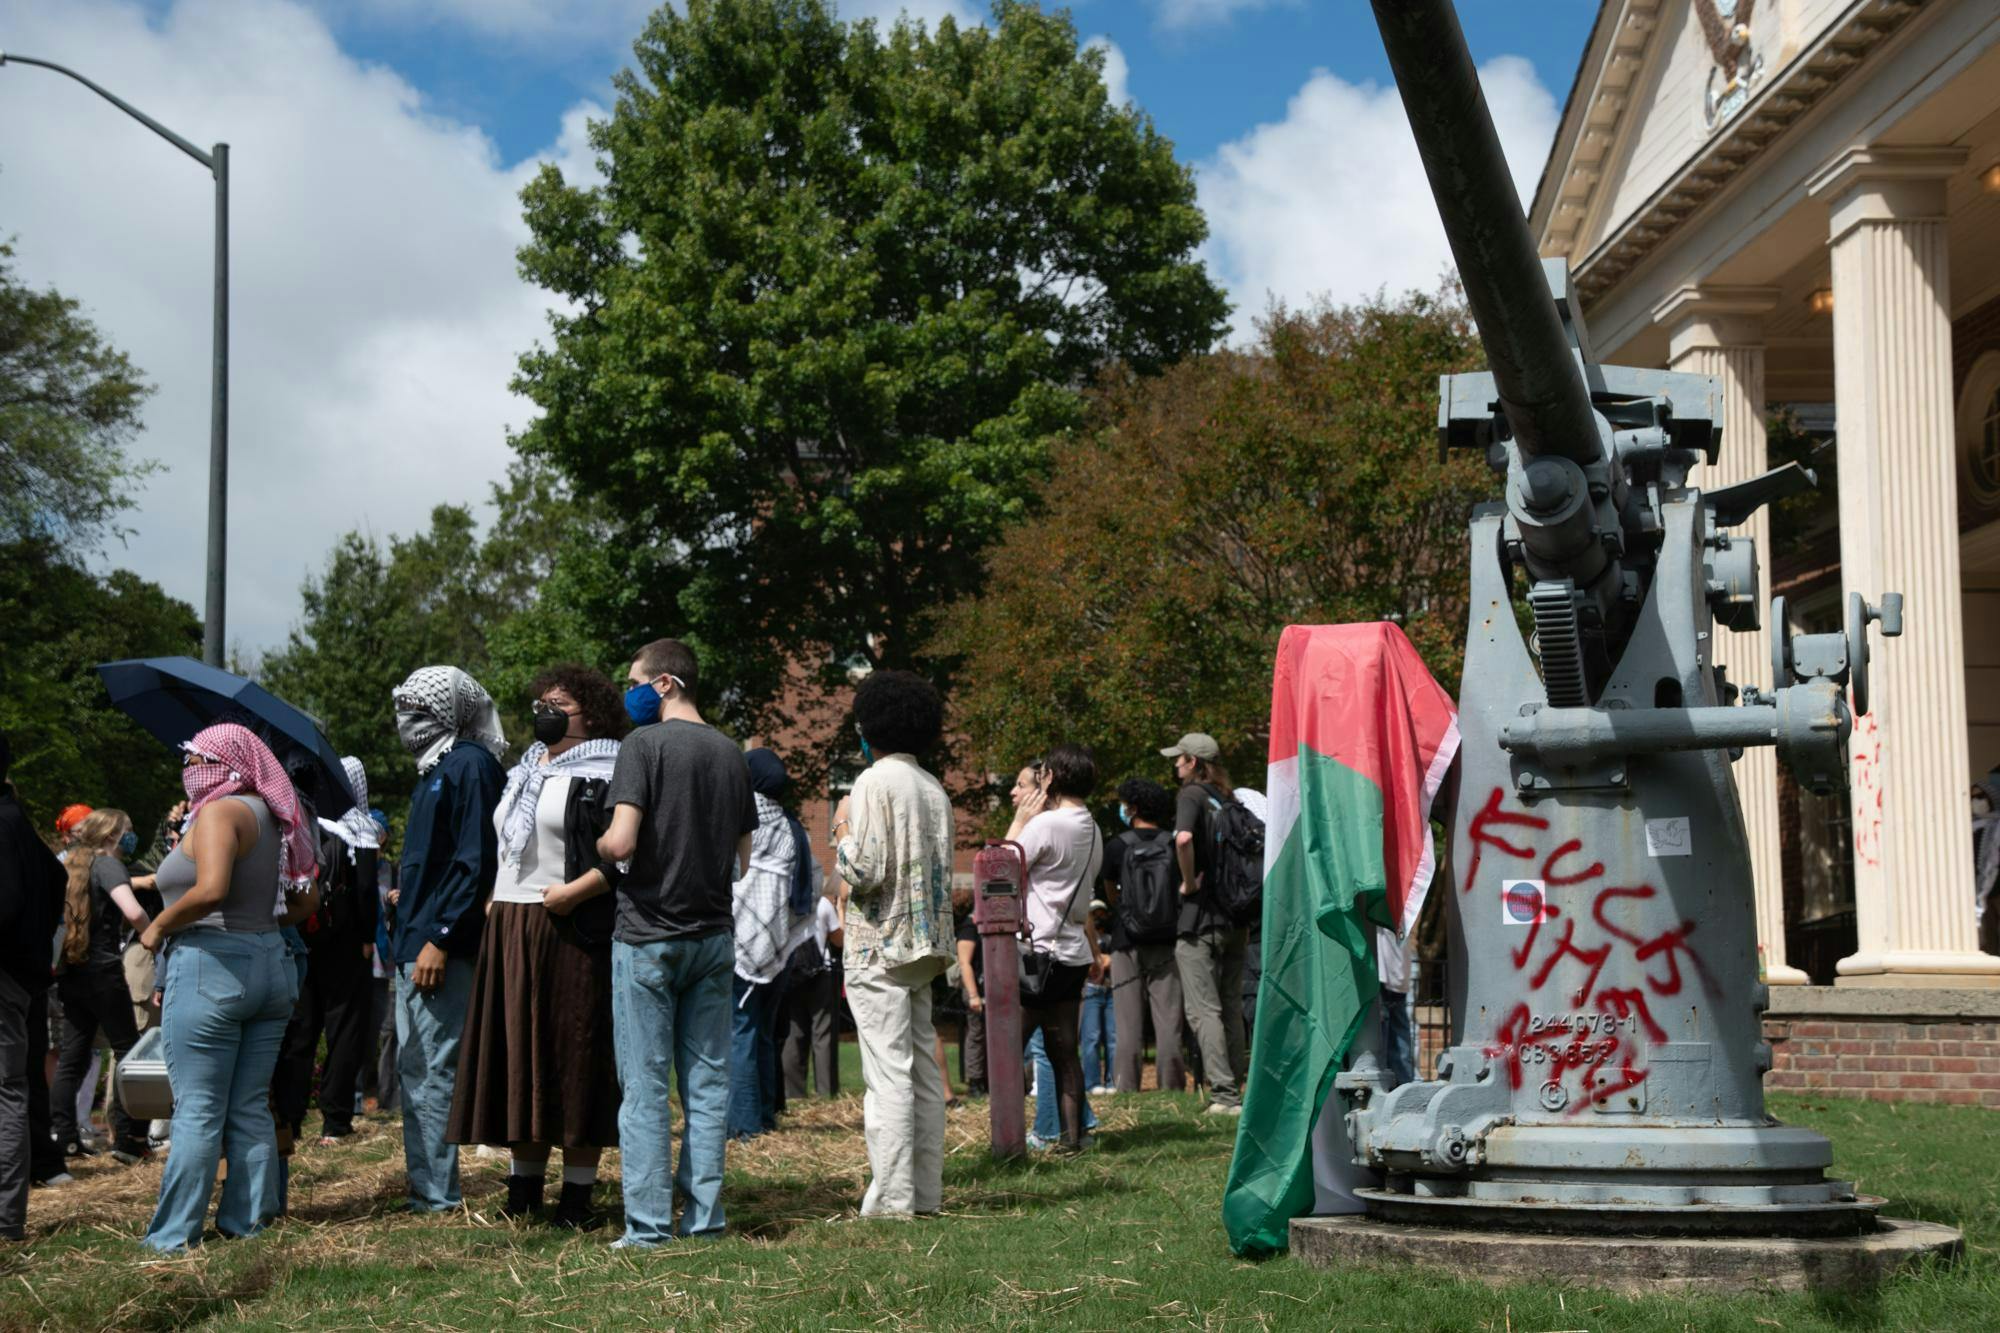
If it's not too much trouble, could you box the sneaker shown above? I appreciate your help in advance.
[31,1172,74,1188]
[1205,1101,1243,1116]
[1090,1085,1117,1096]
[109,1144,152,1166]
[609,1236,663,1251]
[1024,1132,1054,1153]
[61,1139,99,1159]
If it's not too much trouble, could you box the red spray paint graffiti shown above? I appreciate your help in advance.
[1470,787,1717,1115]
[1851,711,1882,870]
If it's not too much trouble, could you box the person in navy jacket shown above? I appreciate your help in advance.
[390,667,506,1213]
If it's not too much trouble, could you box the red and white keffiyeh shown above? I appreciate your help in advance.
[181,721,319,910]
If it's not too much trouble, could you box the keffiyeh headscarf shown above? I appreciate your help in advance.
[181,721,319,911]
[497,737,622,867]
[393,666,506,776]
[746,748,815,918]
[318,756,380,851]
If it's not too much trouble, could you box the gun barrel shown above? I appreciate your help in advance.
[1370,0,1601,465]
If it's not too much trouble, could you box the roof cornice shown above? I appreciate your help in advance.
[1532,1,1668,260]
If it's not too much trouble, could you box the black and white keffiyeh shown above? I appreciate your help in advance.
[318,756,380,850]
[393,666,506,775]
[497,737,621,867]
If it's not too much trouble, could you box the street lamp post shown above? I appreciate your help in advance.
[0,52,230,666]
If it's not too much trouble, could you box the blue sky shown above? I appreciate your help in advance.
[2,0,1598,654]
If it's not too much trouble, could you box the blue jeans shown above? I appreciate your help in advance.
[395,957,475,1212]
[145,930,297,1252]
[612,933,732,1244]
[1026,1029,1096,1141]
[727,975,779,1139]
[1380,988,1415,1088]
[1079,982,1115,1089]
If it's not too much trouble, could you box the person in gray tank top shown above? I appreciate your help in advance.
[138,723,323,1253]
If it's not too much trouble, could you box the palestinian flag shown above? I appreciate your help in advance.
[1222,622,1459,1257]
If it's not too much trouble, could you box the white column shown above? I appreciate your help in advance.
[1808,145,2000,988]
[1655,284,1807,985]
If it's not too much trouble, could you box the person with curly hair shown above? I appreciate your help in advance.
[447,664,628,1228]
[833,669,955,1216]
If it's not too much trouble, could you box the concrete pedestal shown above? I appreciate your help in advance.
[1290,1213,1962,1296]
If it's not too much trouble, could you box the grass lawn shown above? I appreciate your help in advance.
[2,1067,1993,1330]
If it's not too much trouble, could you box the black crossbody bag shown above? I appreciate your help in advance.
[1018,823,1100,1006]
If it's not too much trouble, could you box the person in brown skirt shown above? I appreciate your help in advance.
[448,664,627,1227]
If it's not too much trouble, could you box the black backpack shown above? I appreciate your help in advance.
[1116,831,1180,945]
[1205,786,1266,925]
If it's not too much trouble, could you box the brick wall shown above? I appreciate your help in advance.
[1763,1014,2000,1109]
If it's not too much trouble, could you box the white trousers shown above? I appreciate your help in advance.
[845,958,948,1216]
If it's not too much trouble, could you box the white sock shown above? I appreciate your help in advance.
[510,1156,548,1178]
[562,1164,598,1186]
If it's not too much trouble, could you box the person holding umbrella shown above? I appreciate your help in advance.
[139,723,324,1252]
[390,667,507,1214]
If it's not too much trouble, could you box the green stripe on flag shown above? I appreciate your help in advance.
[1222,746,1385,1258]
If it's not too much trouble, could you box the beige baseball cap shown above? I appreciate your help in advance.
[1160,732,1220,761]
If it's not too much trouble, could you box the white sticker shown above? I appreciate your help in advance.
[1645,817,1692,857]
[1500,879,1548,926]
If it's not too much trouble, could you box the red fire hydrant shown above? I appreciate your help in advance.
[972,840,1027,1159]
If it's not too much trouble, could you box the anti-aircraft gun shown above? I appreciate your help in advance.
[1341,0,1901,1235]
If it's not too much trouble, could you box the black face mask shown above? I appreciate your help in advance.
[531,706,572,746]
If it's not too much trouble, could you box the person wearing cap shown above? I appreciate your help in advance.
[1160,732,1248,1115]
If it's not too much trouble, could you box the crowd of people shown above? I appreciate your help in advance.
[0,635,1416,1249]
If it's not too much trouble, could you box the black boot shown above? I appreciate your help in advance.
[501,1174,545,1219]
[549,1180,601,1230]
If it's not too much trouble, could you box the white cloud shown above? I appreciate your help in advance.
[1196,54,1559,339]
[1152,0,1291,33]
[1085,36,1132,108]
[0,0,602,655]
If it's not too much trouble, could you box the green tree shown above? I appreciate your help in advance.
[0,540,202,838]
[0,240,154,551]
[935,289,1488,799]
[510,0,1229,748]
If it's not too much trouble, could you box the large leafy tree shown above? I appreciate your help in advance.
[0,240,154,550]
[0,244,187,835]
[936,289,1489,798]
[511,0,1229,746]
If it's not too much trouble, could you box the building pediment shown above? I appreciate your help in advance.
[1533,0,1927,305]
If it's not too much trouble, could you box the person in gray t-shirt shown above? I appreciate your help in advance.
[596,638,755,1246]
[606,722,757,943]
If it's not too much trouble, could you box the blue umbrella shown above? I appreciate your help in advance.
[94,656,358,811]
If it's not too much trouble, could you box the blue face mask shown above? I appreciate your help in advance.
[1117,805,1132,828]
[859,735,875,765]
[624,680,662,727]
[118,830,139,858]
